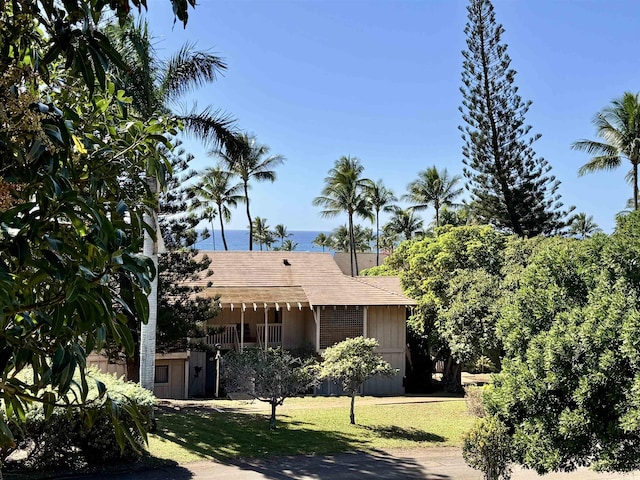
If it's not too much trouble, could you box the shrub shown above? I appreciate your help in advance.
[463,415,512,480]
[4,368,155,471]
[465,385,487,418]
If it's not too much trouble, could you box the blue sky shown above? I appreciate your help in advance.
[143,0,640,233]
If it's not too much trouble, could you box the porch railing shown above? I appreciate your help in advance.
[206,324,239,350]
[257,324,282,349]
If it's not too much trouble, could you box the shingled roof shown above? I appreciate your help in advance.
[193,251,415,308]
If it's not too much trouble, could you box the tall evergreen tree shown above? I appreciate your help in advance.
[459,0,568,237]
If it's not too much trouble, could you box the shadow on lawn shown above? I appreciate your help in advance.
[228,449,449,480]
[152,410,370,461]
[361,425,445,443]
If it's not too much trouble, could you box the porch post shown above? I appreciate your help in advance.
[240,308,245,352]
[264,307,268,350]
[363,306,368,338]
[314,306,320,352]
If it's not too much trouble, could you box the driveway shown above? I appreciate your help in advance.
[75,447,638,480]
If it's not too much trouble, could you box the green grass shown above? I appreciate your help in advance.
[148,397,473,464]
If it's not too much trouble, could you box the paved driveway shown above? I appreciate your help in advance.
[78,447,638,480]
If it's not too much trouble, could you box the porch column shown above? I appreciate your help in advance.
[264,307,268,350]
[314,306,320,352]
[363,306,368,338]
[240,308,245,352]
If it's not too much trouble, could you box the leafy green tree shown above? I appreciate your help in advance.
[313,156,373,276]
[384,207,424,240]
[320,337,396,424]
[222,348,319,430]
[312,233,332,252]
[568,212,601,239]
[218,133,285,251]
[0,0,191,451]
[404,167,462,229]
[363,179,397,266]
[190,167,244,251]
[460,0,568,236]
[383,226,508,392]
[476,219,640,474]
[572,92,640,210]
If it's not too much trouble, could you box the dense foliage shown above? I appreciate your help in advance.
[3,369,155,472]
[0,0,192,449]
[460,0,568,236]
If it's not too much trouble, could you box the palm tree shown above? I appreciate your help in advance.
[218,133,285,250]
[312,233,332,252]
[363,179,397,266]
[274,224,291,248]
[384,207,424,241]
[106,19,238,389]
[191,167,244,251]
[380,226,400,254]
[568,212,601,239]
[202,206,217,249]
[404,167,463,229]
[572,92,640,211]
[280,239,298,251]
[331,225,373,253]
[313,156,372,276]
[252,216,274,251]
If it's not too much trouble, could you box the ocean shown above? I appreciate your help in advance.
[194,230,334,252]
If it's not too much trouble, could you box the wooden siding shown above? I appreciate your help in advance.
[87,353,126,378]
[154,358,186,399]
[364,306,407,395]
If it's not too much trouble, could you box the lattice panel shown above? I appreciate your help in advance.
[320,306,363,349]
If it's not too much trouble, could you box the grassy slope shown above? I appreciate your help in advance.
[148,397,473,464]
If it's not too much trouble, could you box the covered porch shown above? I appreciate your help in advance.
[203,286,314,352]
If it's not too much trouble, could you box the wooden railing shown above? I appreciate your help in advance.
[206,324,239,350]
[257,324,282,348]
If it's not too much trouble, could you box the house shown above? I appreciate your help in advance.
[90,251,416,399]
[187,251,415,397]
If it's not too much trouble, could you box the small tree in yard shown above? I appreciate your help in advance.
[321,337,397,425]
[222,348,319,430]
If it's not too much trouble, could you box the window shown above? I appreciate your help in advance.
[155,365,169,384]
[319,306,363,349]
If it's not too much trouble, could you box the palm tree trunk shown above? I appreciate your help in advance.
[218,203,229,251]
[244,182,253,250]
[348,213,355,276]
[634,160,638,211]
[375,209,380,266]
[140,177,158,392]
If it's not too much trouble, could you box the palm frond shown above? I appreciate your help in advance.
[179,105,238,150]
[162,42,227,102]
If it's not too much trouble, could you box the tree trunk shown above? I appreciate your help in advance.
[634,160,638,211]
[244,182,253,251]
[140,177,158,391]
[348,213,355,276]
[126,348,140,383]
[270,401,277,430]
[350,392,356,425]
[375,209,380,266]
[442,356,463,393]
[218,203,229,251]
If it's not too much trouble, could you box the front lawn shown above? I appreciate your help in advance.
[148,396,473,464]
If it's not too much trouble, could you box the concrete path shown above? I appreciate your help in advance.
[76,447,639,480]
